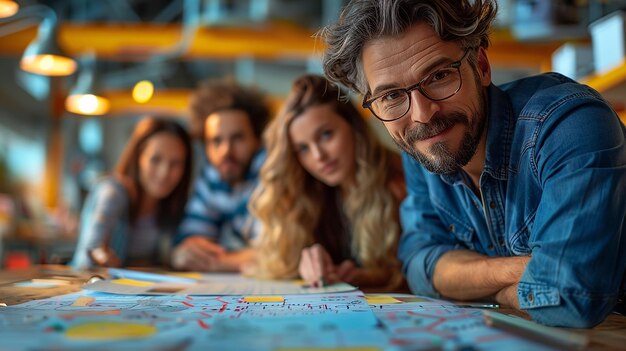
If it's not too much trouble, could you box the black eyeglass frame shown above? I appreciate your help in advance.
[362,48,472,122]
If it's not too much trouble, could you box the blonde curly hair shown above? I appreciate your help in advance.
[249,75,404,285]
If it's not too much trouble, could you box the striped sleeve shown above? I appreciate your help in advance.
[174,168,223,245]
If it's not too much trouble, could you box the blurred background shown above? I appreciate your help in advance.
[0,0,625,268]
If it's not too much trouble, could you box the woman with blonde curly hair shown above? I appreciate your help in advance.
[250,74,405,289]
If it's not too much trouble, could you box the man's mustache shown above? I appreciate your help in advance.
[219,156,240,166]
[405,112,469,144]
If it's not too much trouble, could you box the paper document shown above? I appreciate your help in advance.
[84,269,358,295]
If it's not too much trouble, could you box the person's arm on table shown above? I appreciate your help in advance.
[212,247,256,272]
[432,250,530,305]
[171,174,225,271]
[171,235,225,271]
[71,179,127,270]
[399,154,529,304]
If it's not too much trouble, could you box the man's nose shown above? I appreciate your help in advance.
[408,90,440,124]
[221,140,234,156]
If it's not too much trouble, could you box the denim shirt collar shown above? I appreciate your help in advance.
[440,84,515,185]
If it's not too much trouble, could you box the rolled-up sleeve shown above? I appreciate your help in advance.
[398,152,461,297]
[71,179,128,270]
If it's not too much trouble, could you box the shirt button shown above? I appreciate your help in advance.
[448,224,455,232]
[499,238,506,246]
[527,292,534,303]
[487,244,494,250]
[489,201,496,209]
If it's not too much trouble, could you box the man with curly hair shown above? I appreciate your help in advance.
[172,79,270,272]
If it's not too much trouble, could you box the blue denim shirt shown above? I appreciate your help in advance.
[398,73,626,327]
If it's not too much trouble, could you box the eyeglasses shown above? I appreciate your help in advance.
[362,49,471,122]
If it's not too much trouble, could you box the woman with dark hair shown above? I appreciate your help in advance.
[250,74,405,289]
[71,117,193,269]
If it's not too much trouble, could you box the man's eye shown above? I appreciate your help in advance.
[381,90,404,102]
[430,68,454,82]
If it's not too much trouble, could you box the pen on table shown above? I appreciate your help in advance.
[85,275,105,285]
[455,302,500,309]
[483,310,588,350]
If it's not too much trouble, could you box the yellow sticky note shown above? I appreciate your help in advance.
[243,296,285,303]
[65,321,156,340]
[365,295,403,304]
[167,272,203,279]
[111,279,154,287]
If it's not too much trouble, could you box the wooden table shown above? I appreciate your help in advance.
[0,265,100,305]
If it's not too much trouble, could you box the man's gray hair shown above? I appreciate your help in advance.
[320,0,498,94]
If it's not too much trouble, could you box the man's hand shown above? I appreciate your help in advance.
[88,246,121,268]
[495,283,520,308]
[299,244,338,286]
[171,236,226,271]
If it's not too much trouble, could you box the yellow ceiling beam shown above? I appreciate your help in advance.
[487,29,575,72]
[580,61,626,93]
[0,23,571,68]
[101,89,284,117]
[104,89,191,116]
[0,22,323,60]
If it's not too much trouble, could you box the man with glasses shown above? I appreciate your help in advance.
[322,0,626,328]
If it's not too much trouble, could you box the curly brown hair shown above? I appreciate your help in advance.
[188,78,270,140]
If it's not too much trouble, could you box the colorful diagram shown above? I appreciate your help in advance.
[0,290,560,350]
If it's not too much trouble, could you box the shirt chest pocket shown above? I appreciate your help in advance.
[509,220,533,255]
[436,207,477,250]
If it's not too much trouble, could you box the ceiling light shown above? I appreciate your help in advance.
[132,80,154,104]
[20,17,76,76]
[65,56,110,116]
[0,0,18,18]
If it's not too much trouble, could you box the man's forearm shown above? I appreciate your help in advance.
[217,248,255,272]
[432,250,530,302]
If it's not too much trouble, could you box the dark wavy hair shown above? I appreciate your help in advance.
[189,78,270,140]
[115,117,193,231]
[320,0,498,94]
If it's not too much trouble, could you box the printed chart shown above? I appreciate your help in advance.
[0,289,559,350]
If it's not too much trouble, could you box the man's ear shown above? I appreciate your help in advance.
[476,47,491,87]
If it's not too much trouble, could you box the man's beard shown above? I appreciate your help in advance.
[393,94,487,175]
[218,157,248,185]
